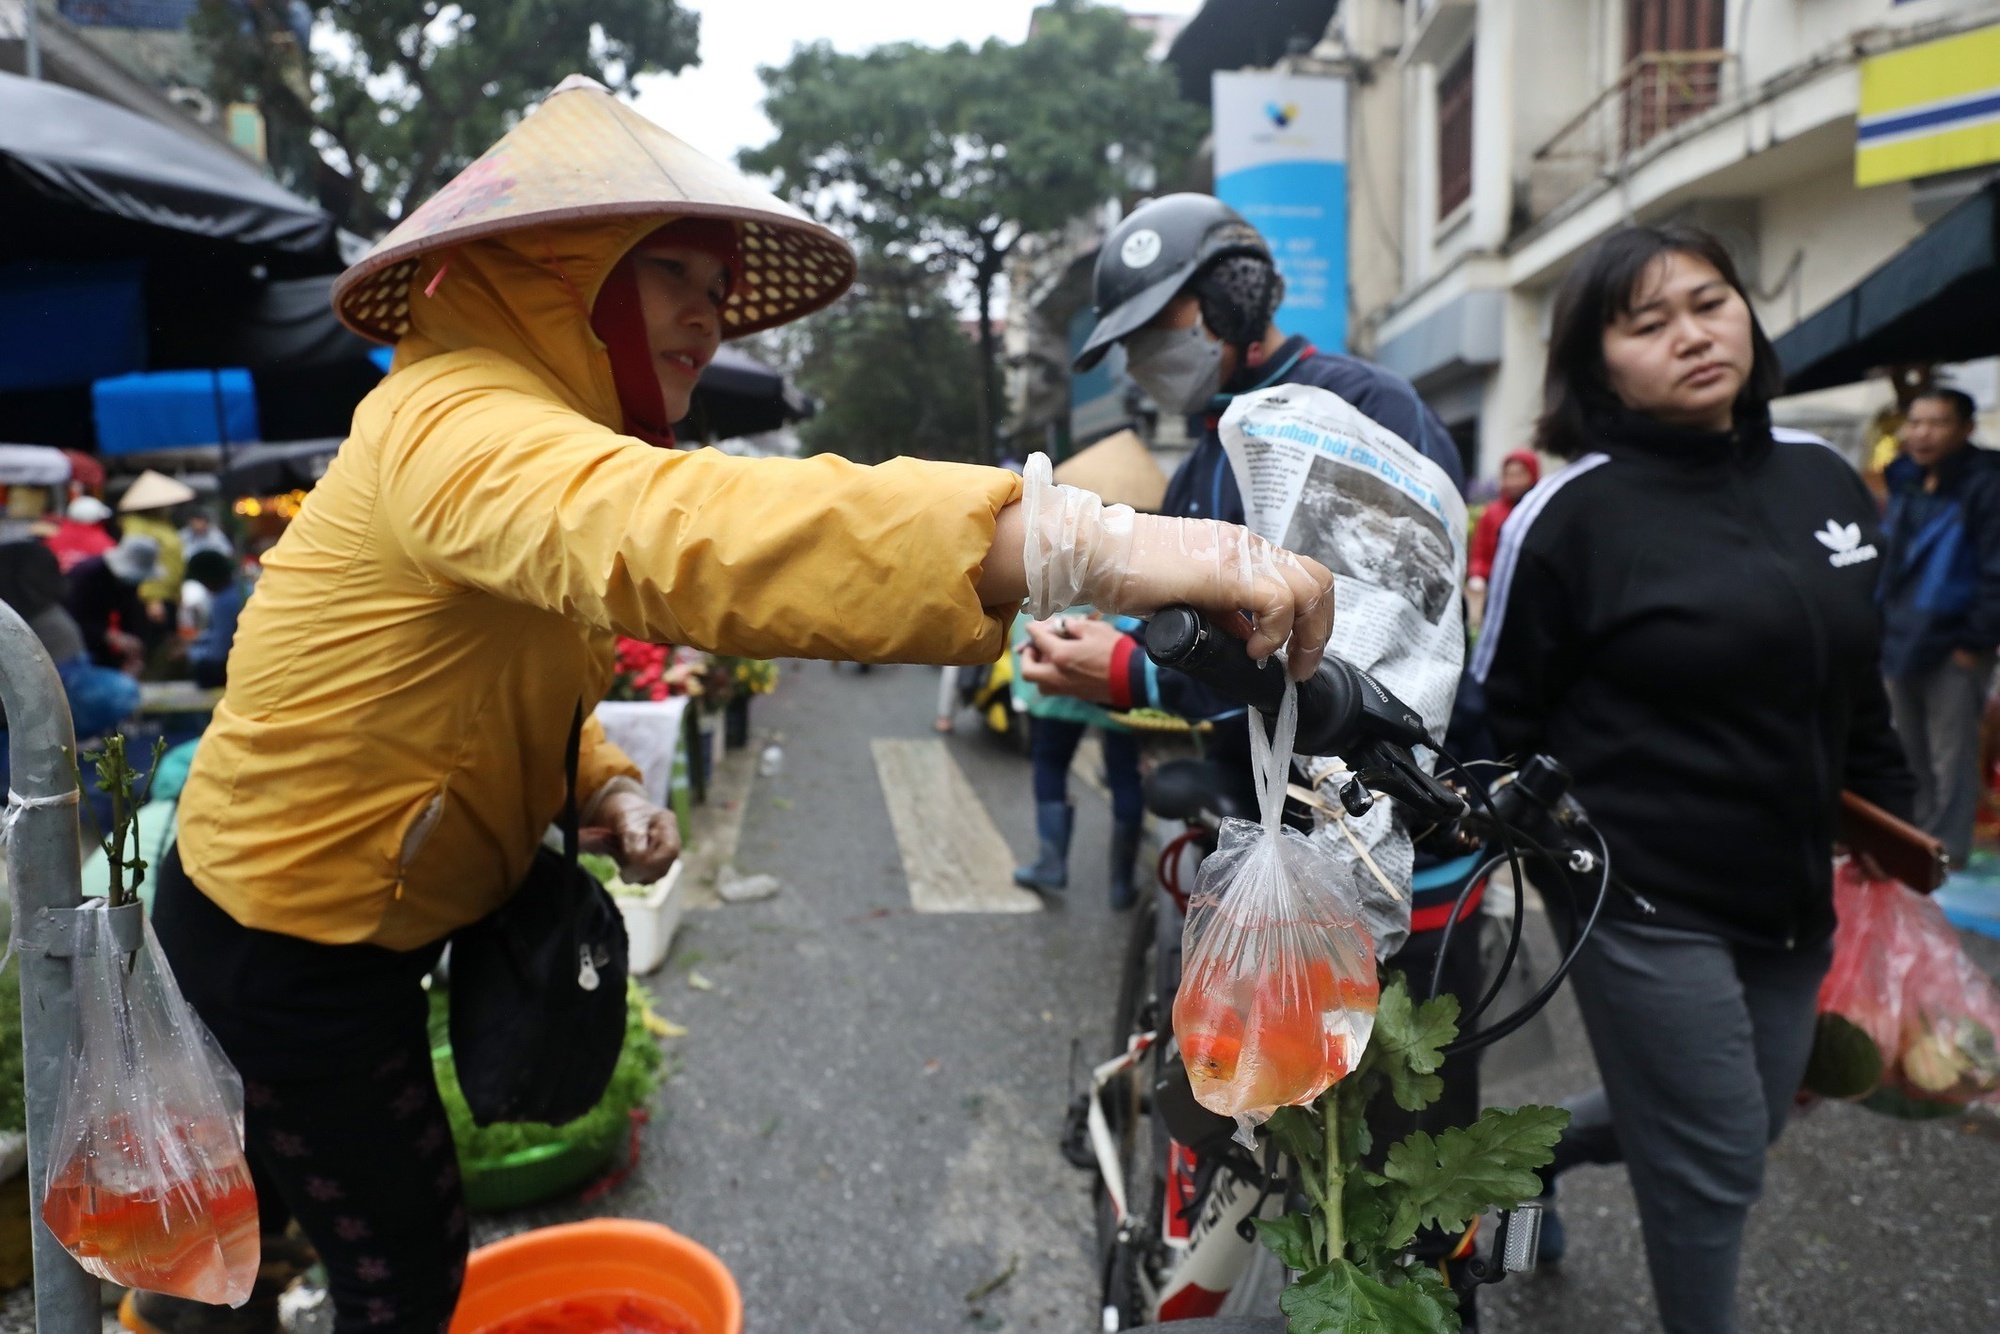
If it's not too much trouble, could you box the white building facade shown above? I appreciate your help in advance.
[1337,0,2000,482]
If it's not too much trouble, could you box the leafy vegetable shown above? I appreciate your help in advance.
[429,979,666,1166]
[578,852,621,885]
[1251,971,1569,1332]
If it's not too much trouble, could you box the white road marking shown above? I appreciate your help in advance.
[870,738,1043,914]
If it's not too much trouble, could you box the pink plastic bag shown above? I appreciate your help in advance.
[1172,683,1379,1125]
[41,903,259,1305]
[1807,860,2000,1115]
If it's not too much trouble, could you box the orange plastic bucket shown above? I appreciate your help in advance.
[449,1220,741,1334]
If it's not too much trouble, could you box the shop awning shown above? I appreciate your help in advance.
[674,347,815,443]
[1776,179,2000,394]
[0,70,336,261]
[1165,0,1338,102]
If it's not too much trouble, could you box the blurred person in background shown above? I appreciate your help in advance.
[1879,387,2000,867]
[1465,449,1539,629]
[0,540,139,739]
[1475,225,1914,1333]
[180,508,235,561]
[183,550,245,689]
[116,470,195,650]
[44,494,116,574]
[63,533,158,676]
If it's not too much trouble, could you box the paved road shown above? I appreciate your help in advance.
[483,660,2000,1333]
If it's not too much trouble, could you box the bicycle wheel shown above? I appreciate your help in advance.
[1097,888,1166,1327]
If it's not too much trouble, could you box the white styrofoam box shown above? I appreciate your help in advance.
[618,858,686,976]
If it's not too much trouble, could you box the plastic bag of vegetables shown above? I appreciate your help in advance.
[1172,683,1378,1130]
[1805,860,2000,1115]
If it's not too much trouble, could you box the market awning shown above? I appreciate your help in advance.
[674,347,815,443]
[0,70,336,262]
[1165,0,1338,102]
[1776,179,2000,394]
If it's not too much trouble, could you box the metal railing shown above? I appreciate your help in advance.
[0,598,101,1333]
[1526,50,1731,223]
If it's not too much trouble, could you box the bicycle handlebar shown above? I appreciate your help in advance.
[1142,607,1465,826]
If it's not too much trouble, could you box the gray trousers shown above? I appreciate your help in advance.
[1551,917,1831,1334]
[1885,651,1995,866]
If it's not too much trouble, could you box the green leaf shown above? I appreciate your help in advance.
[1340,1174,1397,1258]
[1381,1105,1570,1244]
[1370,976,1459,1113]
[1279,1259,1459,1334]
[1267,1104,1326,1182]
[1254,1214,1320,1274]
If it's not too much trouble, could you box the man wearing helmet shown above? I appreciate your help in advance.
[1021,193,1490,1322]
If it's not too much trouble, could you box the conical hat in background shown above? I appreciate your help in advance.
[117,469,197,512]
[1053,430,1169,512]
[332,75,857,345]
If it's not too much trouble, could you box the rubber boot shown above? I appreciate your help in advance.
[121,1230,319,1334]
[1013,801,1074,892]
[1108,819,1143,911]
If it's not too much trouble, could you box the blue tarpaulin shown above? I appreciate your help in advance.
[0,260,145,393]
[92,369,259,455]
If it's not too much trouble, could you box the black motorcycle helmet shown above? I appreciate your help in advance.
[1072,194,1275,373]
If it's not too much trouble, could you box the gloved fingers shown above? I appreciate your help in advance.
[1274,554,1334,680]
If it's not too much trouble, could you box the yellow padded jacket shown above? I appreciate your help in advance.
[176,216,1022,949]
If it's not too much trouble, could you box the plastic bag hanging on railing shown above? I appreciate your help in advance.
[41,902,259,1306]
[1173,681,1380,1127]
[1804,859,2000,1116]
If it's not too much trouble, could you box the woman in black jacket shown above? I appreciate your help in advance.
[1473,225,1914,1334]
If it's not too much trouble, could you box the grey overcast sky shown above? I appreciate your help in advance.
[630,0,1201,169]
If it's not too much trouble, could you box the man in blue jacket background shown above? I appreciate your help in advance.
[1881,387,2000,866]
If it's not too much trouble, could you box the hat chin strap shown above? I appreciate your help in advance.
[590,253,678,448]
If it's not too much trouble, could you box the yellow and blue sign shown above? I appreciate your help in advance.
[1213,71,1349,352]
[1856,23,2000,187]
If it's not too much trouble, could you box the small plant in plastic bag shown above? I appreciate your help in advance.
[39,737,258,1305]
[1172,683,1380,1126]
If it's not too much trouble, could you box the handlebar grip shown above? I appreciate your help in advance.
[1143,606,1361,756]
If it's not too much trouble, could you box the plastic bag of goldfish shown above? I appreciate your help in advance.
[1173,683,1379,1131]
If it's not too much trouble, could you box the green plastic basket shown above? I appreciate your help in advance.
[460,1124,625,1213]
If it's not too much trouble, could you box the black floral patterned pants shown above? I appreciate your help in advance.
[155,848,466,1333]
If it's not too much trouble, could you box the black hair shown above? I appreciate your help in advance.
[1535,225,1783,459]
[186,549,236,592]
[1911,387,1977,424]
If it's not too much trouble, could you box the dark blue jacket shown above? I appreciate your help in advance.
[1879,444,2000,679]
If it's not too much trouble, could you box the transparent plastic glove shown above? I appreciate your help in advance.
[1020,452,1333,679]
[594,789,681,885]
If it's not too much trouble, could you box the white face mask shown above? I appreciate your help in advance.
[1122,320,1226,416]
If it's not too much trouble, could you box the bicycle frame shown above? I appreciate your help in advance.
[1084,1026,1279,1327]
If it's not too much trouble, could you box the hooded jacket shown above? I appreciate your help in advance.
[1471,411,1915,950]
[1878,442,2000,679]
[177,215,1021,949]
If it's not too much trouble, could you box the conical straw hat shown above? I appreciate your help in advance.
[117,469,198,512]
[332,75,856,345]
[1053,430,1169,513]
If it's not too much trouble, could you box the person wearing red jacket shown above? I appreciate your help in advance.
[1466,449,1539,628]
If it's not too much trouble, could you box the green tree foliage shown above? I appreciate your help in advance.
[742,0,1204,460]
[192,0,700,232]
[762,257,986,466]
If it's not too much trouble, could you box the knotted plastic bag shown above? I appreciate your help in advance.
[41,902,259,1305]
[1173,682,1379,1125]
[1805,860,2000,1114]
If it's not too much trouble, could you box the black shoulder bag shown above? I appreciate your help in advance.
[448,702,630,1126]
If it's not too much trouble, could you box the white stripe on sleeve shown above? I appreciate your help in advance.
[1468,452,1611,683]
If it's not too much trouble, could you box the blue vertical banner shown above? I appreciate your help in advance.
[1212,71,1350,353]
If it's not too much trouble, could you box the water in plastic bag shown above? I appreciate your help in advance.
[41,902,259,1306]
[1173,683,1379,1123]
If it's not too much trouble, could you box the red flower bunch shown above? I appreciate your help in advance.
[609,639,673,702]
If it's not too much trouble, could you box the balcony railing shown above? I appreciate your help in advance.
[1526,50,1731,222]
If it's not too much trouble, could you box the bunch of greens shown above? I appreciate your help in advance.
[428,979,666,1165]
[1254,975,1568,1333]
[80,735,166,908]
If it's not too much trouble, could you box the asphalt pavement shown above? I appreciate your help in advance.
[472,659,2000,1333]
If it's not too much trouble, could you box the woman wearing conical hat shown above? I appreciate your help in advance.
[143,78,1332,1332]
